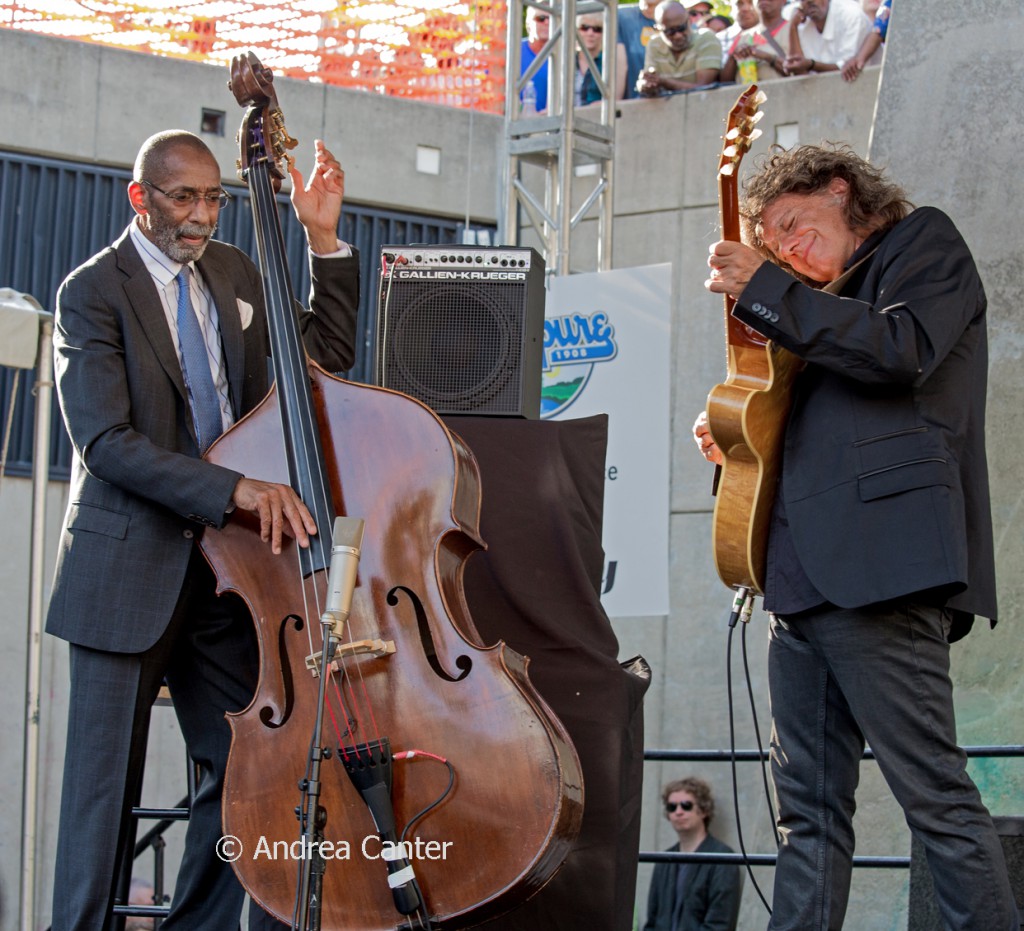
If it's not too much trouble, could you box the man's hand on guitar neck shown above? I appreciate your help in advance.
[706,240,766,299]
[693,411,723,466]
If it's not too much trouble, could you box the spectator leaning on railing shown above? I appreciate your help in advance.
[842,0,891,81]
[520,4,550,112]
[636,0,723,96]
[783,0,875,77]
[575,10,628,105]
[721,0,793,82]
[618,0,660,100]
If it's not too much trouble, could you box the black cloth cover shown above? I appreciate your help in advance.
[446,414,651,931]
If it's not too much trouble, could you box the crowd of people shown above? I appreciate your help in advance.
[520,0,892,110]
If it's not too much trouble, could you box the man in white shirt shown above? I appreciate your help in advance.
[783,0,876,76]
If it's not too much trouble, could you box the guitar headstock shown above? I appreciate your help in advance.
[717,85,767,327]
[228,51,298,190]
[718,84,766,179]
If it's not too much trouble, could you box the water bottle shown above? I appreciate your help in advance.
[737,37,758,84]
[522,80,537,116]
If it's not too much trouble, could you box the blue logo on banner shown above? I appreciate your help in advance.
[541,311,618,418]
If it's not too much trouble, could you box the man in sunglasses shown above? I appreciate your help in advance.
[576,11,628,104]
[521,4,551,112]
[644,777,741,930]
[636,0,722,96]
[48,129,359,930]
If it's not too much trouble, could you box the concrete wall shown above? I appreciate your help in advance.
[1,7,1022,927]
[865,4,1024,924]
[0,31,504,224]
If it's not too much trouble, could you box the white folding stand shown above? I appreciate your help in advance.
[1,288,55,931]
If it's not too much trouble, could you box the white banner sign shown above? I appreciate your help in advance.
[542,264,671,618]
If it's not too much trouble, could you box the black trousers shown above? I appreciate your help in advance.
[52,546,260,931]
[767,601,1017,931]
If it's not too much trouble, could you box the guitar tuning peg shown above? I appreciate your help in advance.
[750,110,765,125]
[720,163,735,177]
[723,145,739,158]
[754,90,768,105]
[749,128,763,142]
[725,127,741,141]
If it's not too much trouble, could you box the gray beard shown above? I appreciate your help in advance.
[148,219,216,264]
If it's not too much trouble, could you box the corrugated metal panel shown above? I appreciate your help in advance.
[0,148,492,478]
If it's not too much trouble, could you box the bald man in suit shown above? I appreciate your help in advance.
[48,129,359,930]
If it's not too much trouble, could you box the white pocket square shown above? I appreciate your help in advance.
[236,299,254,330]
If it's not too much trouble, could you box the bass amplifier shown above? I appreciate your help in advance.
[373,245,545,418]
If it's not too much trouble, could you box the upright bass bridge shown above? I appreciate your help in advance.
[306,638,396,678]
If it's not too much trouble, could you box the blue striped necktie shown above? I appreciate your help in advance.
[176,267,223,451]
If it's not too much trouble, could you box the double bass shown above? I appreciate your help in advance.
[204,52,582,929]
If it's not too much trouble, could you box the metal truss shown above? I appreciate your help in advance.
[502,0,617,275]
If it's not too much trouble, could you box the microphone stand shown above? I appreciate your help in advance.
[293,619,336,931]
[293,517,364,931]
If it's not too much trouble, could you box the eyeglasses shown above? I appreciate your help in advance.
[139,179,231,209]
[658,24,689,36]
[579,24,603,33]
[665,800,695,813]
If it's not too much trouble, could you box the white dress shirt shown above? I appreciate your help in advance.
[797,0,873,68]
[129,222,234,432]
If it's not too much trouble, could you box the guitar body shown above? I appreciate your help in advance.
[705,85,801,594]
[706,331,801,593]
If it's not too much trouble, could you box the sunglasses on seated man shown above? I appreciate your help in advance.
[665,800,695,813]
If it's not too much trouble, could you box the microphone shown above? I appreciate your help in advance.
[321,516,364,635]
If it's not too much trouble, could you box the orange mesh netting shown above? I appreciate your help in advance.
[1,0,508,113]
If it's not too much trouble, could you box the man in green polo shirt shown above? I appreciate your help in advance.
[637,0,722,95]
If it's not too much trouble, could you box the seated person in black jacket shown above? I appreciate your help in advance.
[644,776,741,930]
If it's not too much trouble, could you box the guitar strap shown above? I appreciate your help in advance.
[757,25,788,61]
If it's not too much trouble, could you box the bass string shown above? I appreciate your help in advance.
[249,144,385,760]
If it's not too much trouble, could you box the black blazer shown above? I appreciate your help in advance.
[47,225,359,653]
[734,207,996,633]
[644,835,742,931]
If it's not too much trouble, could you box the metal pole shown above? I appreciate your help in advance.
[20,312,54,931]
[501,0,522,245]
[502,0,616,271]
[556,0,577,276]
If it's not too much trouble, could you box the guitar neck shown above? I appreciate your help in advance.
[716,84,765,342]
[719,166,741,319]
[719,169,742,245]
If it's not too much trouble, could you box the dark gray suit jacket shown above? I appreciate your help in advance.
[47,224,359,653]
[734,207,996,635]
